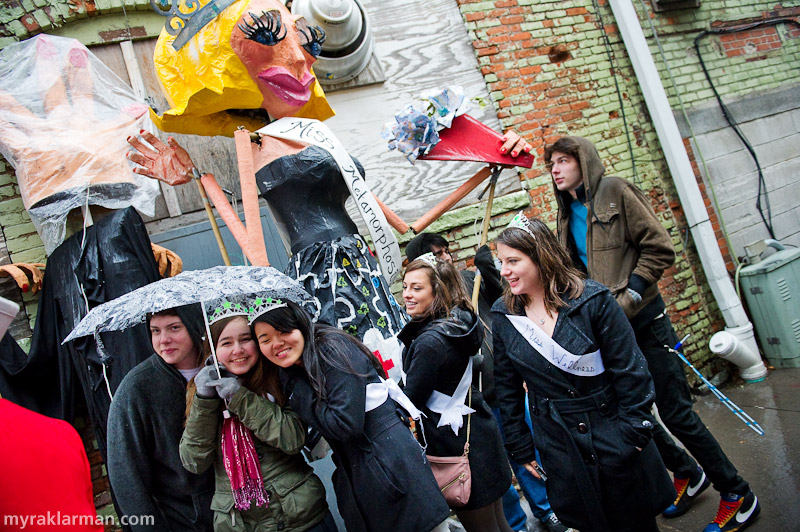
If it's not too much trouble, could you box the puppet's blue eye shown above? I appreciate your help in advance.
[238,10,287,46]
[296,19,326,58]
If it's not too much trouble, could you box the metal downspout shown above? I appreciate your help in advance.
[607,0,751,329]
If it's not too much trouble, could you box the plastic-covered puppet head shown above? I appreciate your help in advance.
[152,0,335,137]
[0,34,159,255]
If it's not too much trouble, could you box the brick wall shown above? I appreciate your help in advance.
[636,2,800,108]
[1,3,116,523]
[455,0,736,379]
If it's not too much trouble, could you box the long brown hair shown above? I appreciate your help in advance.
[186,315,286,418]
[496,217,584,314]
[403,258,473,320]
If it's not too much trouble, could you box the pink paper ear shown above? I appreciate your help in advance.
[418,114,534,168]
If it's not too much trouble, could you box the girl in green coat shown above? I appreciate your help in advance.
[180,303,337,532]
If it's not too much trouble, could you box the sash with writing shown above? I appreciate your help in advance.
[505,315,605,376]
[258,118,402,282]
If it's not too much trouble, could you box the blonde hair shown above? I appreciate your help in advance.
[151,0,333,136]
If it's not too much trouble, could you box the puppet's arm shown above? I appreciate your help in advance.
[127,131,269,266]
[0,263,45,293]
[126,130,195,186]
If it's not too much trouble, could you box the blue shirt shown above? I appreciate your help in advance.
[568,197,588,268]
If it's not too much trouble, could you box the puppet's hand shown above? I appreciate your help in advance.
[151,243,183,278]
[127,130,196,186]
[499,130,532,158]
[0,263,45,293]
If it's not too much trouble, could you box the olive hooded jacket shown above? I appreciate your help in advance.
[552,137,675,329]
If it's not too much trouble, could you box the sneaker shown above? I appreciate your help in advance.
[702,490,761,532]
[662,467,711,518]
[541,513,573,532]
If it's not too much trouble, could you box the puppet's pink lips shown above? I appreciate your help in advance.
[257,67,314,108]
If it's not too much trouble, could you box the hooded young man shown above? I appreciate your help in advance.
[106,304,214,531]
[545,135,760,532]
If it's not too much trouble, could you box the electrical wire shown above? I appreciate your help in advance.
[590,0,640,185]
[634,0,739,267]
[694,18,800,240]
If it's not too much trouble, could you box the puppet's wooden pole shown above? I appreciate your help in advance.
[411,166,492,234]
[471,167,500,309]
[193,171,231,266]
[234,129,270,267]
[373,194,410,234]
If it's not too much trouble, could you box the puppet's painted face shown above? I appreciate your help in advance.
[231,0,325,119]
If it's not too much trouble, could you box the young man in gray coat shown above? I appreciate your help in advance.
[541,135,760,532]
[107,304,214,531]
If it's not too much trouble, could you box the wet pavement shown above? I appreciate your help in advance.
[449,366,800,532]
[655,366,800,531]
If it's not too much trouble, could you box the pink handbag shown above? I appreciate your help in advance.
[426,387,472,507]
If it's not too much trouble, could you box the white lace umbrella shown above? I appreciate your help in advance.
[64,265,312,343]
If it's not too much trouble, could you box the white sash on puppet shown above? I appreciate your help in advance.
[425,357,476,435]
[257,118,402,282]
[506,315,605,376]
[365,377,423,420]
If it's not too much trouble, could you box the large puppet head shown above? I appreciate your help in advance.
[151,0,334,137]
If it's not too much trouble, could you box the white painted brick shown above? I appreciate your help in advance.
[694,127,742,160]
[706,150,759,184]
[739,113,799,146]
[753,134,800,168]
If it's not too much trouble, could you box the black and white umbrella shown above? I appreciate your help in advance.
[64,265,311,343]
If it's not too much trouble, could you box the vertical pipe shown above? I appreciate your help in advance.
[608,0,751,328]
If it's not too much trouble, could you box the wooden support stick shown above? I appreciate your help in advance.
[411,166,492,234]
[193,175,231,266]
[373,194,410,234]
[471,168,499,309]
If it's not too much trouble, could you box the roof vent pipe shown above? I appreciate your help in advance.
[292,0,374,84]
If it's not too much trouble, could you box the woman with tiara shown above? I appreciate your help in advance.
[249,298,450,532]
[491,213,674,532]
[180,296,334,531]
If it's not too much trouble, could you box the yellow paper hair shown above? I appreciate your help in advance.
[151,0,334,137]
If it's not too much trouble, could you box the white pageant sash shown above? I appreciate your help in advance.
[258,118,402,282]
[425,357,476,435]
[365,377,423,420]
[506,315,605,376]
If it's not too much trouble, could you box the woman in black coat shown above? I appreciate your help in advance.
[400,255,513,532]
[251,300,450,532]
[491,215,675,532]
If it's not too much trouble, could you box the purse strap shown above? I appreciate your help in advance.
[464,382,472,456]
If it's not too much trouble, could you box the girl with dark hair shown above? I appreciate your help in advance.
[180,302,333,532]
[251,300,450,532]
[491,213,675,532]
[399,254,513,532]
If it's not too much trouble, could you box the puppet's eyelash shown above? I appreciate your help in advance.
[238,10,287,46]
[299,24,326,57]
